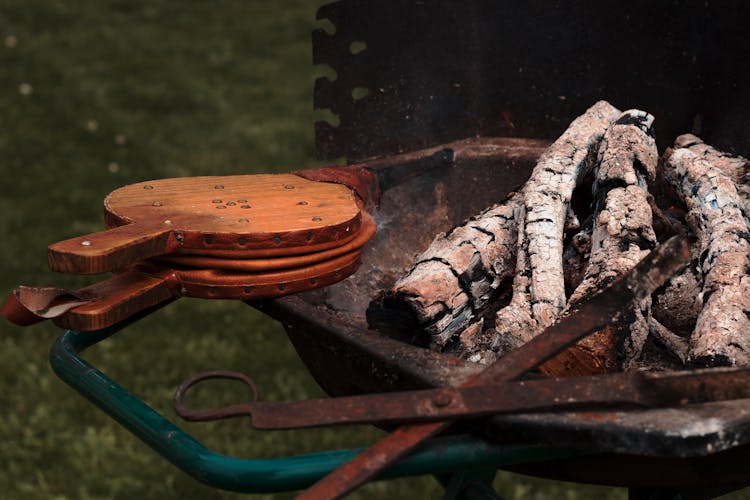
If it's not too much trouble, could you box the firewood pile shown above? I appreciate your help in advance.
[367,101,750,376]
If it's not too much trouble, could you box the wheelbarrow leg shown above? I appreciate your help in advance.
[436,467,502,500]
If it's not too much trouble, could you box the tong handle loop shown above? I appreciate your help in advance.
[173,370,258,422]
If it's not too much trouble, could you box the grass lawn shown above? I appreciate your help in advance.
[1,1,739,499]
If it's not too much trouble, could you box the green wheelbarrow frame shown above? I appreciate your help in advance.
[48,310,587,495]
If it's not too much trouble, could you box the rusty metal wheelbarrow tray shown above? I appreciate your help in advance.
[252,139,750,496]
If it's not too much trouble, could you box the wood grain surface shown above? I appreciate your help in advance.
[51,270,175,331]
[50,249,363,331]
[48,173,363,274]
[153,213,376,272]
[104,174,360,235]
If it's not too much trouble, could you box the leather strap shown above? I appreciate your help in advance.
[1,286,92,326]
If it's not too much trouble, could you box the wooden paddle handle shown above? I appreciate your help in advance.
[1,270,176,331]
[52,270,176,331]
[48,223,180,275]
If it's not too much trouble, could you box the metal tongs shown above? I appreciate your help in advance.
[174,237,718,498]
[174,365,750,430]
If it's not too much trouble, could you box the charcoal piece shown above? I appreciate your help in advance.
[651,264,702,337]
[563,227,591,297]
[648,316,689,364]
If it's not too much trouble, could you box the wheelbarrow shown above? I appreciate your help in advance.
[22,0,750,497]
[45,137,750,498]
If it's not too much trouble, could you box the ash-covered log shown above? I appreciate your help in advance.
[366,194,520,348]
[369,102,750,374]
[544,109,659,374]
[663,145,750,366]
[650,135,750,350]
[368,101,621,358]
[478,100,622,360]
[673,133,750,213]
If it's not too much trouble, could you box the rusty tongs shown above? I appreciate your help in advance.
[174,364,750,431]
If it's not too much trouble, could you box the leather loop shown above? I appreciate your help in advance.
[294,165,380,209]
[1,286,92,326]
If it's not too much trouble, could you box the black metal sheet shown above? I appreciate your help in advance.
[314,0,750,161]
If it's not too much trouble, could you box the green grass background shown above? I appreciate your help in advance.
[0,1,745,498]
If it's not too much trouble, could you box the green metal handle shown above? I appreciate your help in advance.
[48,315,586,494]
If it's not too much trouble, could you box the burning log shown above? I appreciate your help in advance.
[369,101,621,357]
[663,146,750,366]
[370,101,750,373]
[548,110,659,372]
[367,195,520,348]
[484,101,622,358]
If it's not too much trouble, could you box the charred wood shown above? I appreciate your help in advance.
[673,134,750,185]
[488,101,622,357]
[651,262,702,337]
[648,316,689,364]
[563,226,592,297]
[663,147,750,366]
[673,133,750,214]
[544,109,659,374]
[369,101,621,356]
[368,102,750,374]
[367,193,520,348]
